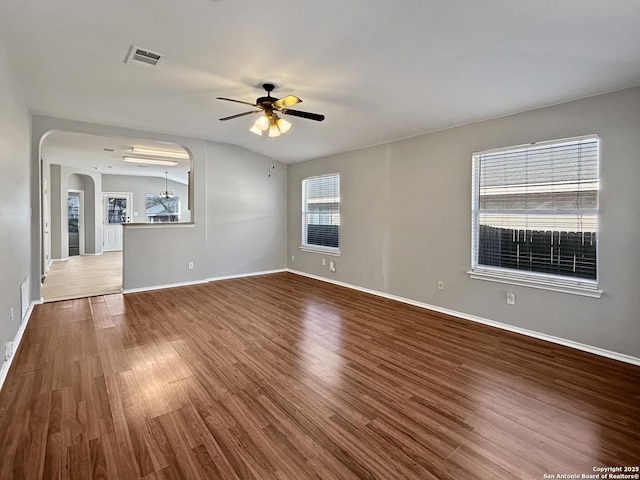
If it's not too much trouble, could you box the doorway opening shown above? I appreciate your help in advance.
[39,130,191,302]
[68,190,83,257]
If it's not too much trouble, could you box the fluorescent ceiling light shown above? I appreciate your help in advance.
[123,156,178,166]
[130,147,189,159]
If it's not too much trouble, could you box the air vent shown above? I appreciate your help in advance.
[125,46,164,69]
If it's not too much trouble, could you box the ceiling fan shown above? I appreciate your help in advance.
[217,83,325,137]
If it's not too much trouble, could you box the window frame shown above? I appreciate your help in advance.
[468,134,602,298]
[145,193,182,223]
[300,173,341,255]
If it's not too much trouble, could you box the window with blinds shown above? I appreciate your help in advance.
[302,173,340,252]
[471,135,599,289]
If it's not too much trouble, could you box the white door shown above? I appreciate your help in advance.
[103,193,132,252]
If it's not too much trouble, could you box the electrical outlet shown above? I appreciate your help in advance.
[188,261,194,270]
[437,280,444,290]
[506,291,516,305]
[4,342,12,361]
[291,255,295,261]
[10,307,14,322]
[322,258,326,266]
[329,261,336,272]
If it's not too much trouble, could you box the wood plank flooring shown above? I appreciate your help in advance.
[1,272,639,479]
[41,252,122,303]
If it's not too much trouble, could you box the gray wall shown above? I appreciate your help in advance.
[206,142,287,277]
[30,116,287,296]
[287,87,640,359]
[102,174,188,223]
[0,40,31,368]
[49,164,62,260]
[77,173,98,254]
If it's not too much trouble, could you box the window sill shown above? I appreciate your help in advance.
[300,245,340,256]
[467,269,602,298]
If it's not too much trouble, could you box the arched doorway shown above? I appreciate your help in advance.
[39,131,191,302]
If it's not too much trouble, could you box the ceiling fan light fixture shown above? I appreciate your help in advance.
[249,124,263,136]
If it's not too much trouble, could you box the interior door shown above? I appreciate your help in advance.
[103,193,131,252]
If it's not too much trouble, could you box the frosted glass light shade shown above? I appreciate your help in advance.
[255,115,270,131]
[268,124,281,137]
[277,117,291,134]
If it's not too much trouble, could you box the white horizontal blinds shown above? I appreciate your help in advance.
[302,173,340,248]
[474,135,598,281]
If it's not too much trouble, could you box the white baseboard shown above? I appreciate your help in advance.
[123,268,287,295]
[50,252,103,263]
[287,269,640,367]
[123,278,209,294]
[0,300,38,392]
[207,268,287,283]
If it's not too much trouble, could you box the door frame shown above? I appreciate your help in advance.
[42,176,51,275]
[68,189,85,256]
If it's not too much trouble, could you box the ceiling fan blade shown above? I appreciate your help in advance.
[219,110,261,121]
[217,97,258,107]
[273,95,302,109]
[281,108,325,122]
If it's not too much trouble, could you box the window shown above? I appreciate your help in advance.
[302,173,340,253]
[470,135,600,296]
[145,195,181,223]
[106,197,128,224]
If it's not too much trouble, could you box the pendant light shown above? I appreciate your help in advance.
[160,171,173,199]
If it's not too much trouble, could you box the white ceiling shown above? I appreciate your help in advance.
[1,0,639,164]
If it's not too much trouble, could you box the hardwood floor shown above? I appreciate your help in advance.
[1,272,638,479]
[41,252,123,303]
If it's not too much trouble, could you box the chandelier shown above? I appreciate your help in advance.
[160,171,173,199]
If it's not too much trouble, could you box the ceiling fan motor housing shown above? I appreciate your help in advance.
[256,96,277,108]
[257,84,277,110]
